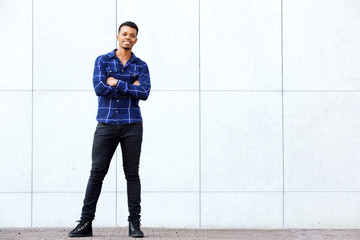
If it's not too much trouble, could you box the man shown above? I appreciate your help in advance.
[68,21,150,238]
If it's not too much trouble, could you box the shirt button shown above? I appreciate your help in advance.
[117,100,119,102]
[122,70,124,72]
[116,111,118,113]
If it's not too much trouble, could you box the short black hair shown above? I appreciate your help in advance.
[118,21,138,36]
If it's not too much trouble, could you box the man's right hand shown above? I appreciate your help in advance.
[133,80,140,86]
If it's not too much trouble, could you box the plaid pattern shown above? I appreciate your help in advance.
[93,49,151,125]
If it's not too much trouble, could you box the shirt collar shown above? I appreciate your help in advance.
[107,49,138,63]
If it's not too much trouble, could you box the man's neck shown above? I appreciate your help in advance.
[115,48,132,66]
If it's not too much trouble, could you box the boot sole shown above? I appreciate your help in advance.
[129,233,144,238]
[68,232,93,237]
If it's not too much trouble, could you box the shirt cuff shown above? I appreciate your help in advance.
[115,79,127,93]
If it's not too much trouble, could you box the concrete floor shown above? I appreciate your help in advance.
[1,227,360,240]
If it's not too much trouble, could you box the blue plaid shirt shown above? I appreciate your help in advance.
[93,49,151,125]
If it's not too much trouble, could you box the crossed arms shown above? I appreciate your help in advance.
[92,56,151,100]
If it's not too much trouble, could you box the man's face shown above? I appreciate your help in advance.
[117,26,138,50]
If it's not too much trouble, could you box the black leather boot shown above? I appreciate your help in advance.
[68,220,93,237]
[128,219,144,238]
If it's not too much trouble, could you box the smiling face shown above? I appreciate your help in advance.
[117,26,138,50]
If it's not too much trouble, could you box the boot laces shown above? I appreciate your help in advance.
[75,220,89,231]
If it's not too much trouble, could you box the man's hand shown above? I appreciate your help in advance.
[107,77,118,87]
[107,77,140,86]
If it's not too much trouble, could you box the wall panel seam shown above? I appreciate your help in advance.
[281,0,285,229]
[198,0,202,229]
[31,0,34,228]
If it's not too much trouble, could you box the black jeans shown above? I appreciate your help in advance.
[81,121,143,222]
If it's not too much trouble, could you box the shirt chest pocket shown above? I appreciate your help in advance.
[105,67,118,77]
